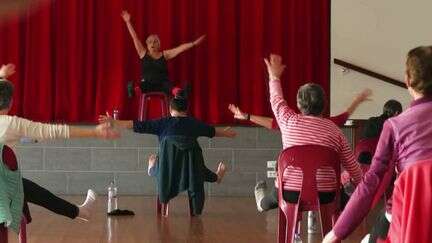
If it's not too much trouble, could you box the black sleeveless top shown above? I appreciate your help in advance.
[141,53,169,84]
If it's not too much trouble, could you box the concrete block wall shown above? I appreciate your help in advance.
[17,126,354,197]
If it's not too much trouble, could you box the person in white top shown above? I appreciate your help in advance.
[0,63,119,221]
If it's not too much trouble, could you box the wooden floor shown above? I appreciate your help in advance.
[8,196,377,243]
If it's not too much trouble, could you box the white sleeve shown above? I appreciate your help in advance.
[7,116,70,140]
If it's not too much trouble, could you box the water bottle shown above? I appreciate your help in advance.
[107,181,118,213]
[113,109,119,120]
[307,211,318,234]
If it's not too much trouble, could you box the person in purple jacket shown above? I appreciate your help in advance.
[323,46,432,242]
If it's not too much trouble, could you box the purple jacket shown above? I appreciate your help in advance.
[334,96,432,239]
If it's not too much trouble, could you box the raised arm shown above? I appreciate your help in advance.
[163,35,205,60]
[228,104,274,130]
[264,54,297,126]
[345,88,372,115]
[121,10,146,59]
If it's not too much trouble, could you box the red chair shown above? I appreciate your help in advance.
[135,87,169,121]
[135,87,171,216]
[277,145,341,243]
[0,225,6,243]
[156,197,169,217]
[383,159,432,243]
[0,145,28,243]
[354,138,379,161]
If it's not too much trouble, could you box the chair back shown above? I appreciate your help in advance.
[277,145,340,211]
[277,145,341,243]
[385,159,432,243]
[0,145,27,243]
[354,138,379,163]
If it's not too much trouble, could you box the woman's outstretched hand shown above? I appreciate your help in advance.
[222,127,237,138]
[193,35,206,46]
[228,104,248,120]
[121,10,131,22]
[95,122,120,139]
[98,112,114,125]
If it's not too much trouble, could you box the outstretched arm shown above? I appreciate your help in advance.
[121,10,146,59]
[215,127,237,138]
[99,112,162,135]
[99,113,133,129]
[264,54,296,128]
[228,104,274,130]
[164,35,205,60]
[8,116,119,140]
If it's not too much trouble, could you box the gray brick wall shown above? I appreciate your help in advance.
[16,126,354,197]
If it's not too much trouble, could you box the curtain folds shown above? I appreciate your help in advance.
[0,0,329,124]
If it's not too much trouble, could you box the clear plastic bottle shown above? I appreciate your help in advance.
[113,109,119,120]
[307,211,318,234]
[107,181,118,213]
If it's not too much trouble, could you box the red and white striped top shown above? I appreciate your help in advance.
[269,79,362,191]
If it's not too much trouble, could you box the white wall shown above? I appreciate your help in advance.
[331,0,432,118]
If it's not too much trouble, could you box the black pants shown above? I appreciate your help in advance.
[368,210,390,243]
[23,178,79,219]
[188,189,205,216]
[179,168,216,216]
[140,80,172,95]
[261,186,336,211]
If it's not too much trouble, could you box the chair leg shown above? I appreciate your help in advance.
[157,197,162,215]
[286,204,299,243]
[0,224,8,243]
[138,96,145,121]
[142,96,149,121]
[160,98,168,117]
[319,203,337,239]
[19,217,26,243]
[278,208,287,243]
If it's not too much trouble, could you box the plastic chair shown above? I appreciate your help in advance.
[277,145,341,243]
[354,138,379,161]
[383,159,432,243]
[0,145,28,243]
[135,87,171,215]
[0,224,7,243]
[135,87,169,121]
[0,217,27,243]
[135,87,170,216]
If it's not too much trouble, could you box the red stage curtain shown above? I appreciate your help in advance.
[0,0,329,124]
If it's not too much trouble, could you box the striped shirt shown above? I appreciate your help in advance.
[269,79,362,191]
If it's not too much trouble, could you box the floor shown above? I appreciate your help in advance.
[8,196,377,243]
